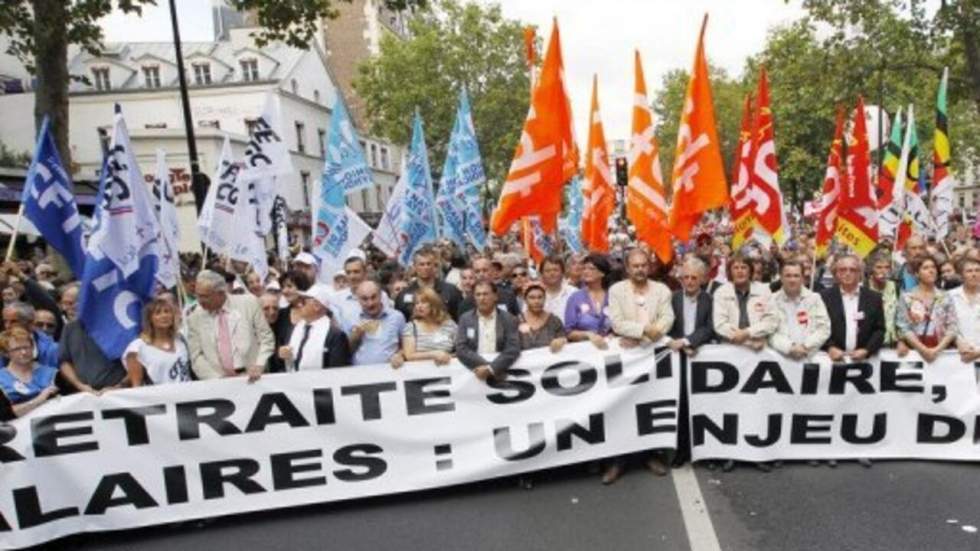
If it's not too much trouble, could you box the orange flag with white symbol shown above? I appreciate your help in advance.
[581,75,615,252]
[491,19,578,235]
[667,15,728,242]
[627,51,672,263]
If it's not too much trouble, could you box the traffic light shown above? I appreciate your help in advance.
[615,157,628,186]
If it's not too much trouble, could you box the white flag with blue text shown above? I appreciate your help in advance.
[373,156,408,258]
[151,149,179,288]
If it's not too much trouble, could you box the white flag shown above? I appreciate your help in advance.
[373,156,408,258]
[88,104,161,278]
[152,149,180,288]
[241,95,294,235]
[317,207,372,283]
[198,137,268,279]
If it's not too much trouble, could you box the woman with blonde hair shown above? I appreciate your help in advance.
[400,287,457,365]
[0,326,58,416]
[124,297,191,385]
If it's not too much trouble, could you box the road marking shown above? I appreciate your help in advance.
[670,465,722,551]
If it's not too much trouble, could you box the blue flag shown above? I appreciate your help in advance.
[398,111,438,265]
[78,158,158,360]
[78,106,160,360]
[21,117,85,276]
[560,176,585,254]
[436,89,487,250]
[312,96,373,277]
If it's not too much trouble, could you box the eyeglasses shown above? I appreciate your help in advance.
[511,272,528,278]
[34,322,56,330]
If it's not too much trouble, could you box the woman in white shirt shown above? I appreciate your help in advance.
[125,297,191,385]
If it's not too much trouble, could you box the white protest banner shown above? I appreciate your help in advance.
[0,342,679,548]
[687,345,980,462]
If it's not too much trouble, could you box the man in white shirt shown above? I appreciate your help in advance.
[278,285,351,370]
[455,281,521,381]
[950,257,980,362]
[769,260,831,360]
[539,255,578,318]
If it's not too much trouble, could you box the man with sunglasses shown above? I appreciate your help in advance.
[34,309,58,338]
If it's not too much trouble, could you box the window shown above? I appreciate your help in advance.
[240,59,259,82]
[295,121,306,153]
[370,143,379,167]
[318,129,326,157]
[380,146,390,170]
[314,90,321,103]
[301,171,311,209]
[361,189,371,212]
[291,79,298,95]
[192,63,212,85]
[142,66,160,88]
[92,67,111,91]
[245,118,259,136]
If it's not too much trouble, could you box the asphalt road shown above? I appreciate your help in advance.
[44,459,980,551]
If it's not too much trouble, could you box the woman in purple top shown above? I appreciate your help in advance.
[564,253,612,349]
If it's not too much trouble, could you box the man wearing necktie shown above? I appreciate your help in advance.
[279,284,351,370]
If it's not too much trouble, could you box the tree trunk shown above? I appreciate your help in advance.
[32,0,70,168]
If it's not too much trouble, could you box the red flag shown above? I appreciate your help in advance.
[745,67,789,245]
[581,75,615,252]
[835,97,878,257]
[491,19,578,235]
[627,50,672,263]
[815,107,846,258]
[667,15,729,241]
[729,93,755,250]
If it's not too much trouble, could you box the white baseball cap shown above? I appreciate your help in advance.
[298,284,333,311]
[293,252,318,266]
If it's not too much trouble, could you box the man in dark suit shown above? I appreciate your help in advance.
[820,252,884,469]
[458,257,520,316]
[395,247,463,321]
[456,281,521,381]
[668,257,716,354]
[820,253,885,361]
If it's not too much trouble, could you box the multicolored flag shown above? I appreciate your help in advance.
[581,75,614,252]
[814,107,846,258]
[931,67,955,240]
[745,67,790,245]
[397,111,438,265]
[627,50,672,263]
[834,97,878,257]
[896,105,928,249]
[729,93,756,251]
[667,15,729,242]
[491,19,578,235]
[876,106,904,239]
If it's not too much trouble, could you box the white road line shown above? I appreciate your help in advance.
[670,465,722,551]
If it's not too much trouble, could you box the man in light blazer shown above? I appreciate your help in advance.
[713,252,778,351]
[456,281,521,381]
[609,248,675,349]
[769,259,831,360]
[187,270,275,382]
[668,257,715,354]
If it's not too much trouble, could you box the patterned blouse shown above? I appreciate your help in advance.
[895,289,957,346]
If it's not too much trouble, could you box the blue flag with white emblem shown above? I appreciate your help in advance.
[436,90,487,249]
[560,175,585,254]
[21,116,85,276]
[398,111,438,265]
[312,96,373,277]
[78,105,160,360]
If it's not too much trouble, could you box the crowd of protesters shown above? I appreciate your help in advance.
[2,211,980,486]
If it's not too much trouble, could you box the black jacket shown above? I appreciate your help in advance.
[455,309,521,376]
[820,286,885,356]
[458,286,520,317]
[668,290,715,348]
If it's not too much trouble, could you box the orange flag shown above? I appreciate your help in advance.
[581,75,615,252]
[815,107,846,258]
[491,19,578,235]
[667,15,728,242]
[729,93,756,250]
[746,67,790,245]
[627,51,672,263]
[835,97,879,257]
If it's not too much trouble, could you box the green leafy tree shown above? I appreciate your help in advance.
[355,0,530,198]
[0,0,423,167]
[0,140,31,168]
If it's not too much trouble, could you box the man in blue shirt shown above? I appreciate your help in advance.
[347,281,406,366]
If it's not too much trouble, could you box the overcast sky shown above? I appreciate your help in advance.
[101,0,808,143]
